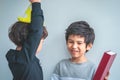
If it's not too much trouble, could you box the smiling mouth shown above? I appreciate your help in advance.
[71,50,79,53]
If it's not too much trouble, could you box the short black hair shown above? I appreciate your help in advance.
[65,21,95,45]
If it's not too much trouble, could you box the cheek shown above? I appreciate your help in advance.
[39,44,42,49]
[36,41,43,54]
[36,45,42,54]
[67,44,73,53]
[67,43,71,49]
[39,41,43,49]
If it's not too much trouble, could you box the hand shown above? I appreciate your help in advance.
[104,71,110,80]
[29,0,41,3]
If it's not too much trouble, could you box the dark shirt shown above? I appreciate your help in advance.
[6,3,44,80]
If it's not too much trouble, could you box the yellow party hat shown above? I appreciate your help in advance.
[17,4,31,23]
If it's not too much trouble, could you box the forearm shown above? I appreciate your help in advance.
[30,2,44,32]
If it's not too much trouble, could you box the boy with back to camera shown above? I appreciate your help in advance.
[51,21,109,80]
[6,0,48,80]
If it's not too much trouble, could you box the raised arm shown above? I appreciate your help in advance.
[22,0,44,60]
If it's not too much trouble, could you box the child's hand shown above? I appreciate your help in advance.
[29,0,41,3]
[104,71,110,80]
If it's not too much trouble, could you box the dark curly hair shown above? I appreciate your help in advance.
[8,21,48,46]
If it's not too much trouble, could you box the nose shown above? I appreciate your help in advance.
[72,43,77,49]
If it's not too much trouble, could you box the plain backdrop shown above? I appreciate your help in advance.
[0,0,120,80]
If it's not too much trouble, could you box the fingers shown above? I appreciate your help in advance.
[104,76,108,80]
[104,72,110,80]
[29,0,41,3]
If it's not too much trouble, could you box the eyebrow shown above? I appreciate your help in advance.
[68,39,84,43]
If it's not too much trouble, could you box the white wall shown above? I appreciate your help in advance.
[0,0,120,80]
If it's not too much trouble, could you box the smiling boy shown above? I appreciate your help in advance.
[51,21,109,80]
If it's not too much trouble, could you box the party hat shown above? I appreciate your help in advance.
[17,4,31,23]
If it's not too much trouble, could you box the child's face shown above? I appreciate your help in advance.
[66,35,92,61]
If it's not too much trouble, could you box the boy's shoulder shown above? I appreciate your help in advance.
[56,58,69,66]
[59,58,69,63]
[57,59,96,67]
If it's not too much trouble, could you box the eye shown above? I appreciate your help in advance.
[77,42,84,45]
[78,42,82,45]
[68,40,73,43]
[69,41,73,43]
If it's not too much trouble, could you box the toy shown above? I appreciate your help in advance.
[17,4,31,23]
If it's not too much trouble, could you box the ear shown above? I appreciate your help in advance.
[86,43,93,51]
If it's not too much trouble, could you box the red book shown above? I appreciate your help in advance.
[93,51,117,80]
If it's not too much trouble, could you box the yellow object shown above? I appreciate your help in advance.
[17,4,31,23]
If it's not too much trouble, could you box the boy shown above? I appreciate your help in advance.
[51,21,108,80]
[6,0,48,80]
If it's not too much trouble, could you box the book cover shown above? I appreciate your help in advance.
[93,51,117,80]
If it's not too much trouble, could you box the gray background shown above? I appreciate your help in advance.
[0,0,120,80]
